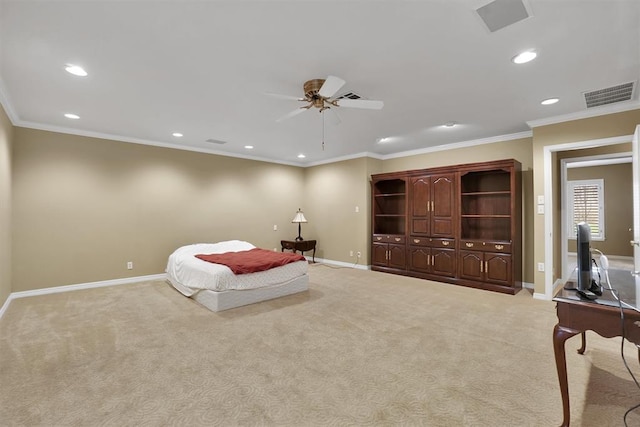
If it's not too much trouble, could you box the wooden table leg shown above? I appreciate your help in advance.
[577,331,586,355]
[553,323,581,427]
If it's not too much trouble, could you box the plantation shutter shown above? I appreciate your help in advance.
[567,179,604,240]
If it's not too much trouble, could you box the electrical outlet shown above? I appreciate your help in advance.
[355,206,359,213]
[349,250,354,257]
[127,261,133,270]
[357,251,361,258]
[273,224,278,231]
[537,262,545,272]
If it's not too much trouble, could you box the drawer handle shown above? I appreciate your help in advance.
[465,242,474,248]
[376,237,382,241]
[413,239,420,244]
[495,244,504,250]
[442,241,450,246]
[394,238,401,242]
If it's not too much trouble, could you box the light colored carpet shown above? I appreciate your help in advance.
[1,265,640,426]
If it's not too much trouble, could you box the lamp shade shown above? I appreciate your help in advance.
[292,208,307,223]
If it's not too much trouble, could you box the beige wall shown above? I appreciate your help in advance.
[303,157,382,264]
[7,108,640,297]
[532,108,640,295]
[566,162,633,257]
[12,128,305,291]
[0,104,13,307]
[380,137,535,284]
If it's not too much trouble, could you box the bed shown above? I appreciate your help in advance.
[166,240,309,312]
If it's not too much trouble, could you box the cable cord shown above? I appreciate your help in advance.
[593,254,640,425]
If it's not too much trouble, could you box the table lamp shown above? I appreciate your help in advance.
[291,208,307,241]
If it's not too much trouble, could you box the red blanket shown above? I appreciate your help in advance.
[195,248,306,274]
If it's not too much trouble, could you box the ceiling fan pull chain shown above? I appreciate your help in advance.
[322,110,325,151]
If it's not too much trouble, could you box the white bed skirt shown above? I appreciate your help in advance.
[188,274,309,312]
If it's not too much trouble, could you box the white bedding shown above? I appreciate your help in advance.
[166,240,309,296]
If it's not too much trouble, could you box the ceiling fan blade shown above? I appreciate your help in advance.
[318,75,346,98]
[276,107,308,122]
[264,92,305,101]
[335,98,384,110]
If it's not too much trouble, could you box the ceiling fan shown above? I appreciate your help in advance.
[266,75,384,122]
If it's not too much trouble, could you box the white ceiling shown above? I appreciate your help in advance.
[1,0,639,166]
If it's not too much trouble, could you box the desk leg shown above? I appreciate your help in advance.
[553,323,580,427]
[312,247,315,263]
[577,332,586,355]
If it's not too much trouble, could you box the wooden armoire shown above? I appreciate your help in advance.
[371,159,522,294]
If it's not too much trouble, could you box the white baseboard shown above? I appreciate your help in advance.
[0,294,12,319]
[0,273,166,320]
[310,257,369,270]
[522,281,534,290]
[533,292,548,300]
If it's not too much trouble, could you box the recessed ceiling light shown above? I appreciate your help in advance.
[244,145,254,150]
[172,132,183,137]
[64,113,80,119]
[378,136,402,144]
[541,98,559,105]
[442,122,457,128]
[512,50,537,64]
[297,154,306,159]
[64,64,87,77]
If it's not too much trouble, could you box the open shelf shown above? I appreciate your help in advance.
[372,178,407,235]
[461,170,510,193]
[461,217,511,241]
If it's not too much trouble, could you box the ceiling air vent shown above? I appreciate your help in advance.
[336,92,362,100]
[476,0,530,33]
[583,82,635,108]
[205,138,227,144]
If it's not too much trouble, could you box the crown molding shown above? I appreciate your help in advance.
[0,76,19,125]
[379,131,533,160]
[16,120,306,167]
[527,101,640,128]
[5,84,637,169]
[303,151,384,167]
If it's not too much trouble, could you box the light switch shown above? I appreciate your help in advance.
[537,205,544,214]
[537,195,544,204]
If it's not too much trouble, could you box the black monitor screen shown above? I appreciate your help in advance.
[576,222,592,291]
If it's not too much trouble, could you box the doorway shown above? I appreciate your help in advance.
[560,153,633,281]
[542,134,635,300]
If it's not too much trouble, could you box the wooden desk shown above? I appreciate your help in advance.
[281,239,316,263]
[553,270,640,427]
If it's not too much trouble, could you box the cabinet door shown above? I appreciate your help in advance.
[410,177,430,236]
[485,253,512,286]
[409,247,431,273]
[431,248,456,277]
[431,174,456,237]
[372,243,389,266]
[459,250,483,281]
[388,244,406,269]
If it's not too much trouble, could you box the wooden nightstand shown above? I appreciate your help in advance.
[281,239,316,263]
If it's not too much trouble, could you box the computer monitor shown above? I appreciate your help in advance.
[576,222,592,291]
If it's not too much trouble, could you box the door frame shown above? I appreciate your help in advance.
[543,134,634,300]
[560,152,632,280]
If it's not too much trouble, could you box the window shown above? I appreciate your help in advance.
[567,179,605,240]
